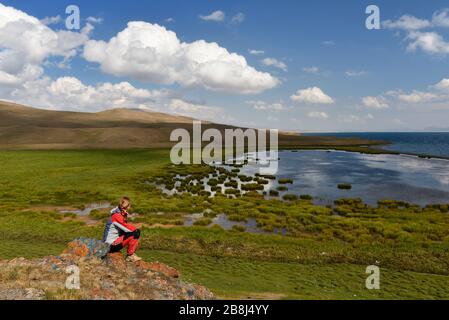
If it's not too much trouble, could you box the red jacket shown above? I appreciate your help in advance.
[112,210,137,232]
[103,207,137,244]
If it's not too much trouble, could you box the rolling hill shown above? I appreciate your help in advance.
[0,100,381,149]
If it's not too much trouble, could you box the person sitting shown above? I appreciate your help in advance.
[103,197,142,262]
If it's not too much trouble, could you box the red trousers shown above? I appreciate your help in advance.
[111,235,139,256]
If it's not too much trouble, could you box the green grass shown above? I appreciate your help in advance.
[139,249,449,300]
[0,239,66,260]
[0,149,449,299]
[0,149,169,210]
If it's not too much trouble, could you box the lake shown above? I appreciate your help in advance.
[304,132,449,158]
[240,150,449,206]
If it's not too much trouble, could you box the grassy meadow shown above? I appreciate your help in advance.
[0,149,448,299]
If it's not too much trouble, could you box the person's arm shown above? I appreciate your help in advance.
[111,213,137,233]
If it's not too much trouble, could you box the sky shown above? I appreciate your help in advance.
[1,0,449,132]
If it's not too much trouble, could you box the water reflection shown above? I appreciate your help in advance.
[241,150,449,206]
[184,213,284,235]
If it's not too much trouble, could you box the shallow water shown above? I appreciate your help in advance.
[240,150,449,206]
[184,213,282,235]
[60,203,111,216]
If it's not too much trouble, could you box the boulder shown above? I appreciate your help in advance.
[63,238,110,259]
[135,261,180,278]
[0,239,214,300]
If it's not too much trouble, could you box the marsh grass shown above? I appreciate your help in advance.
[1,150,449,299]
[278,178,294,185]
[139,249,449,299]
[338,184,353,190]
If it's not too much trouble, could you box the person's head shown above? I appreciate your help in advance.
[119,197,131,211]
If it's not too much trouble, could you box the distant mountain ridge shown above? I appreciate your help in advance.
[0,101,195,127]
[0,100,208,149]
[0,100,380,150]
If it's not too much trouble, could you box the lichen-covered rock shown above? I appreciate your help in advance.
[63,238,110,259]
[0,239,214,300]
[135,261,180,278]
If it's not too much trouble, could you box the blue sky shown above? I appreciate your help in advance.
[1,0,449,132]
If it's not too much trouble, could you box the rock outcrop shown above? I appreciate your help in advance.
[0,238,213,300]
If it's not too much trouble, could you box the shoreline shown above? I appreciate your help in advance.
[279,144,449,161]
[1,143,448,161]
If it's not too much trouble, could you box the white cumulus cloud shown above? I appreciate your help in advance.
[397,90,441,103]
[249,49,264,55]
[383,15,431,30]
[247,100,286,111]
[40,15,62,26]
[4,75,227,121]
[435,78,449,90]
[290,87,334,105]
[83,21,278,94]
[382,78,449,107]
[199,10,225,22]
[406,31,449,54]
[362,96,389,109]
[383,9,449,56]
[8,76,164,112]
[86,16,104,24]
[432,9,449,27]
[0,3,91,85]
[168,99,226,121]
[261,58,287,72]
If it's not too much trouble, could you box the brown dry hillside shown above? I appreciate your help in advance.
[0,100,381,149]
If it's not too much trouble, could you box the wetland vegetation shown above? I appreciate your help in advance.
[0,149,448,299]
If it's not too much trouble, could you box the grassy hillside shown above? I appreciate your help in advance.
[0,149,448,299]
[0,101,385,150]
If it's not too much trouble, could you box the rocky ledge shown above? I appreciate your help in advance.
[0,238,214,300]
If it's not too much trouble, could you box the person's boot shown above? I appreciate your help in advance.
[126,254,142,262]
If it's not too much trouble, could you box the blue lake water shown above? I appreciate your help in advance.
[241,150,449,206]
[304,132,449,158]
